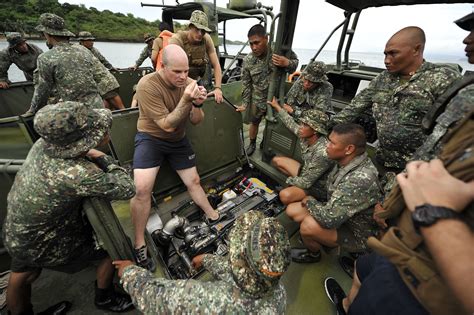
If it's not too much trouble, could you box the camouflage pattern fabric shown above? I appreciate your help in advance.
[134,45,152,68]
[285,78,333,120]
[306,153,382,252]
[120,211,290,314]
[331,61,462,170]
[0,43,43,82]
[242,47,298,110]
[89,46,114,70]
[35,13,75,37]
[2,140,135,267]
[6,32,24,48]
[301,61,328,83]
[413,83,474,161]
[29,43,104,113]
[189,10,212,32]
[278,110,334,196]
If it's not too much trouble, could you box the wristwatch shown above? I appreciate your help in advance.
[411,203,460,232]
[192,101,203,108]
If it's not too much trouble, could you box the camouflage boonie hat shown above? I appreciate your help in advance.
[6,32,25,48]
[143,33,155,43]
[35,13,75,37]
[77,31,95,41]
[229,210,291,297]
[454,12,474,31]
[34,102,112,158]
[189,10,212,33]
[300,109,329,136]
[302,61,328,83]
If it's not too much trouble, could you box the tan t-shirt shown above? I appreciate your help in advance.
[136,72,191,142]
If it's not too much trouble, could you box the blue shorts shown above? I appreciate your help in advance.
[349,253,429,315]
[132,132,196,170]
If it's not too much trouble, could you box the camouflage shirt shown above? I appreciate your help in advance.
[331,61,462,170]
[413,82,474,161]
[89,46,114,70]
[242,48,298,110]
[134,45,152,68]
[278,110,334,198]
[285,78,334,120]
[0,43,43,82]
[121,254,287,314]
[2,139,135,267]
[30,42,104,113]
[306,153,381,251]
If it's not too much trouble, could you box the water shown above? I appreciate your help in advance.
[1,40,472,82]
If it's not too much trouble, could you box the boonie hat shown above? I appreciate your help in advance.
[229,210,291,297]
[35,13,75,37]
[302,61,328,83]
[454,12,474,31]
[6,32,25,48]
[77,31,95,41]
[189,10,212,33]
[34,102,112,158]
[300,109,329,136]
[143,33,155,43]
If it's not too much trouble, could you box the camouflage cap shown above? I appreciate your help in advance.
[34,102,112,158]
[229,210,291,297]
[454,12,474,31]
[35,13,75,37]
[77,31,95,41]
[189,10,212,33]
[302,61,328,83]
[143,33,155,43]
[6,32,25,48]
[299,109,329,136]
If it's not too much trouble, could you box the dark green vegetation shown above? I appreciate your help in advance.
[0,0,177,42]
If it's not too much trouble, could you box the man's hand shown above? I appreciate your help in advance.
[267,96,282,112]
[208,88,223,104]
[0,81,9,89]
[235,105,247,112]
[373,202,388,229]
[272,54,290,68]
[282,104,293,114]
[86,149,106,159]
[192,254,206,270]
[184,80,207,105]
[397,159,474,213]
[112,260,135,278]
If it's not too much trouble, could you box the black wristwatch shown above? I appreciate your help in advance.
[192,101,203,108]
[411,204,460,233]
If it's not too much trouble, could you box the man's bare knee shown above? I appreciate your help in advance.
[279,188,292,204]
[272,156,282,168]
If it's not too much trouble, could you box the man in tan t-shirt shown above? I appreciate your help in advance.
[130,44,220,270]
[169,10,223,103]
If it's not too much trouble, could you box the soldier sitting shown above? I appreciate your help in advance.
[3,102,135,314]
[288,123,382,263]
[113,210,291,314]
[268,98,334,204]
[0,32,43,89]
[283,61,334,121]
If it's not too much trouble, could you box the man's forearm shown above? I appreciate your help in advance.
[421,219,474,313]
[189,107,204,125]
[162,98,192,130]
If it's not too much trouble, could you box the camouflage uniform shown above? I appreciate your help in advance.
[278,110,335,199]
[2,102,135,267]
[331,61,462,170]
[242,48,298,112]
[286,61,334,120]
[306,153,382,252]
[77,31,114,70]
[0,33,43,82]
[120,211,290,314]
[134,34,155,68]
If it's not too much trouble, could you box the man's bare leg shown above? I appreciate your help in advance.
[285,200,311,223]
[272,156,301,177]
[300,215,338,252]
[343,267,362,313]
[249,122,259,142]
[177,167,218,220]
[130,167,160,248]
[107,95,125,110]
[96,256,114,289]
[279,186,307,205]
[6,270,41,315]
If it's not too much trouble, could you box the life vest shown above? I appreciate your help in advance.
[176,31,208,79]
[155,30,173,71]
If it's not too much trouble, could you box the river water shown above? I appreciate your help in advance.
[1,40,472,82]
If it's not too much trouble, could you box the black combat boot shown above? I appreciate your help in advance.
[246,140,257,156]
[94,283,134,313]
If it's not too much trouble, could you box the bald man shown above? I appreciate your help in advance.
[331,26,461,174]
[130,44,220,270]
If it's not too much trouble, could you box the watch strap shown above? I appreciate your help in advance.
[412,203,460,233]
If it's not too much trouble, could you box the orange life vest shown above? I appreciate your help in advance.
[155,30,173,71]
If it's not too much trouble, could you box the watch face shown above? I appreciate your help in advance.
[412,204,458,228]
[412,206,434,226]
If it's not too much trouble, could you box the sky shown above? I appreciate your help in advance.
[58,0,473,57]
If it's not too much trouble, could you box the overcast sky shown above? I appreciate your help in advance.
[59,0,473,57]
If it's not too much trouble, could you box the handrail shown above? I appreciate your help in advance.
[312,19,346,62]
[343,11,361,69]
[336,12,352,71]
